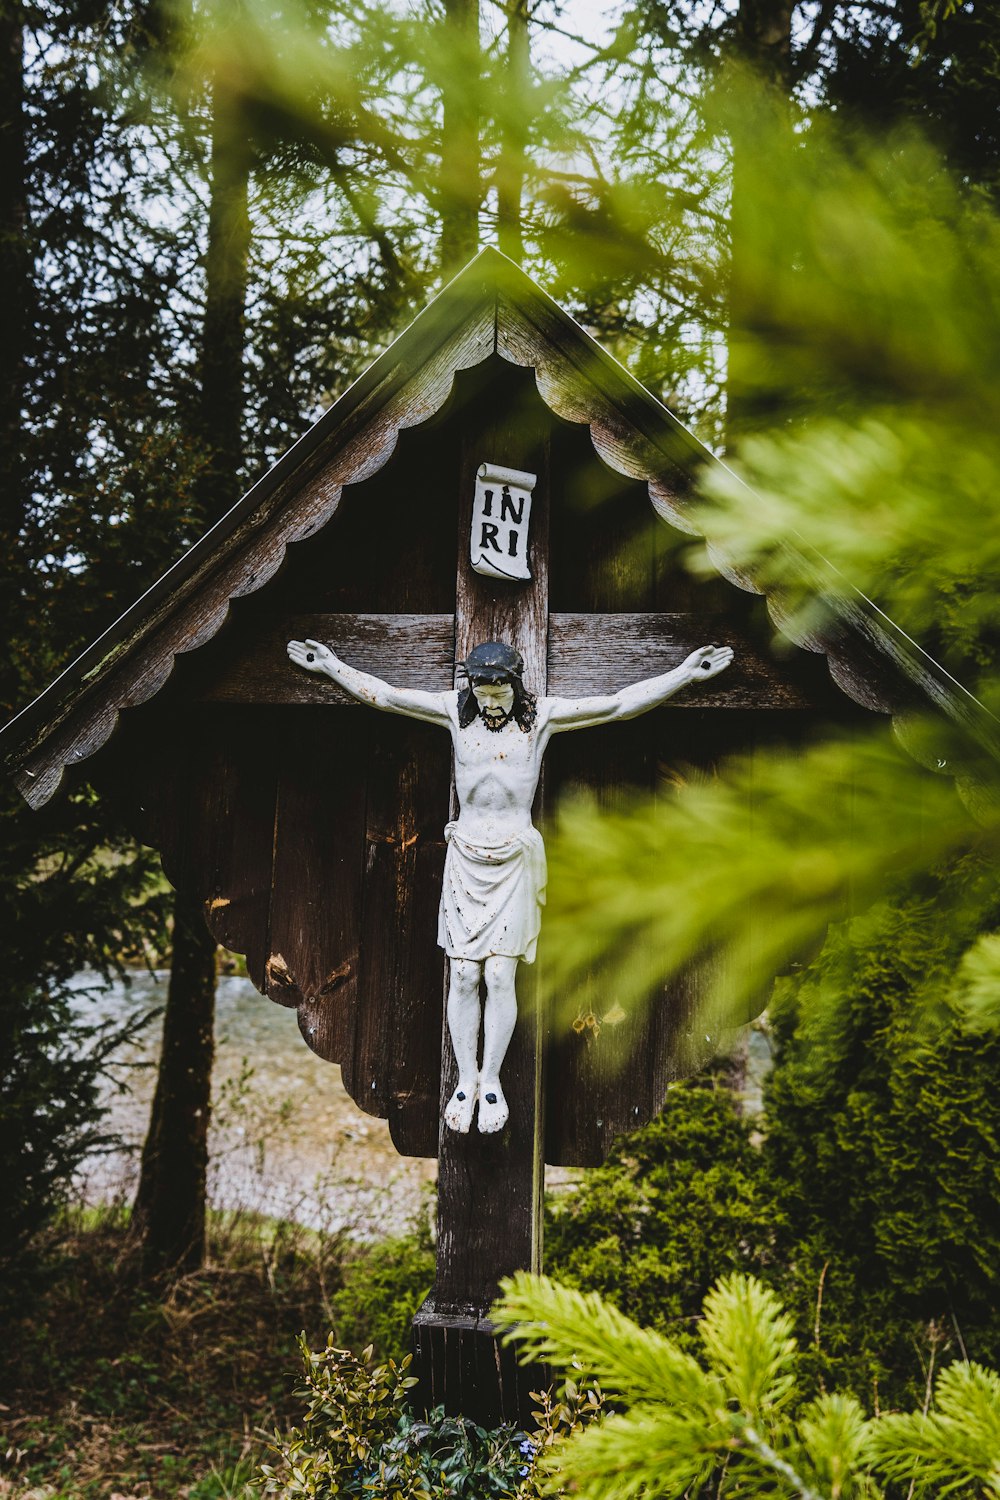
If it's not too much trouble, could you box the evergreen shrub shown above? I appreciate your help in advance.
[543,858,1000,1410]
[328,1219,436,1364]
[544,1074,773,1346]
[763,857,1000,1406]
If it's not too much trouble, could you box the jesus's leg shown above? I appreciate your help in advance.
[444,958,482,1133]
[478,955,519,1133]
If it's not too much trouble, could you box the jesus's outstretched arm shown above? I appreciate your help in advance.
[547,644,733,734]
[287,638,452,727]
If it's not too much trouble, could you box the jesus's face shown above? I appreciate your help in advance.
[471,681,515,721]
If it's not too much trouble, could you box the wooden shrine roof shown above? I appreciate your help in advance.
[3,246,998,806]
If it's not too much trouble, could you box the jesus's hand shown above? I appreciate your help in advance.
[681,644,734,682]
[287,638,340,675]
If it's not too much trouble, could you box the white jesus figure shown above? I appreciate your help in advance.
[287,635,733,1135]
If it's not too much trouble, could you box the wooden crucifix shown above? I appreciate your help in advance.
[286,634,731,1137]
[286,617,730,1413]
[273,378,743,1418]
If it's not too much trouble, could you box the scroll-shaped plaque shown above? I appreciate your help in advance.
[470,462,536,582]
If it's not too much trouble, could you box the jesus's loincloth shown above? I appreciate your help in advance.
[437,822,547,964]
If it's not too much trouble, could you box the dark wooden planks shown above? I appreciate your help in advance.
[548,614,836,709]
[103,706,279,987]
[411,1309,551,1426]
[192,611,838,710]
[265,709,369,1070]
[353,716,451,1154]
[193,711,280,990]
[196,614,455,705]
[543,716,662,1166]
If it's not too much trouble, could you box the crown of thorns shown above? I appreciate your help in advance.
[461,641,524,683]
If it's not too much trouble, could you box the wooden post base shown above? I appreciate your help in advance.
[411,1300,551,1428]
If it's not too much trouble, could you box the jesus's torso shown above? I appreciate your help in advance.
[446,693,552,845]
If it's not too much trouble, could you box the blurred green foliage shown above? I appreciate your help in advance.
[542,853,1000,1412]
[543,731,991,1035]
[694,108,1000,692]
[763,855,1000,1403]
[543,88,1000,1047]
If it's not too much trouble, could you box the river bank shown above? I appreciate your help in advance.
[70,970,437,1238]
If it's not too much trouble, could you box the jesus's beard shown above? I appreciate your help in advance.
[478,704,513,732]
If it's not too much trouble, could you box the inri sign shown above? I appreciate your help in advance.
[470,462,535,582]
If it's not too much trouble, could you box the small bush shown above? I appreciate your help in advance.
[258,1340,537,1499]
[328,1220,436,1364]
[544,1074,773,1346]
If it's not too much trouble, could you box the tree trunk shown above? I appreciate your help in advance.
[133,888,217,1273]
[440,0,480,277]
[496,0,528,263]
[133,75,250,1275]
[197,80,252,521]
[0,0,29,719]
[726,0,793,448]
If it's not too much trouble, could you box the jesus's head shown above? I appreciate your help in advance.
[458,641,537,732]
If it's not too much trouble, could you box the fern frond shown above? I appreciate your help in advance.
[495,1272,721,1408]
[699,1274,798,1415]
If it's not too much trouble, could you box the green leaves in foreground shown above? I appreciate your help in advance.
[495,1272,871,1500]
[689,111,1000,694]
[495,1272,1000,1499]
[541,727,995,1035]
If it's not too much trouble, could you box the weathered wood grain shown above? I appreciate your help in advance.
[197,615,455,705]
[264,711,369,1068]
[388,824,450,1159]
[192,610,836,711]
[193,712,280,991]
[543,717,662,1166]
[547,614,834,708]
[411,1309,551,1425]
[354,717,450,1149]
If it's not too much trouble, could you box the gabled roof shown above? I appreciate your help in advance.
[3,245,998,808]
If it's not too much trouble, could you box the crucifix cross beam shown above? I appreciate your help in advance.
[197,611,829,711]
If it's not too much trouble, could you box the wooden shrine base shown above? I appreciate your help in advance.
[411,1301,552,1428]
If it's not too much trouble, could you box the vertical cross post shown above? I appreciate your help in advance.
[412,375,551,1425]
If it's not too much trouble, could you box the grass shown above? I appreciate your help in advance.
[0,1202,434,1500]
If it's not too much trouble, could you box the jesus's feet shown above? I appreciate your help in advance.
[444,1079,478,1133]
[477,1079,509,1134]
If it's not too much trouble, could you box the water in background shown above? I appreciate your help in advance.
[69,970,436,1238]
[69,972,767,1236]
